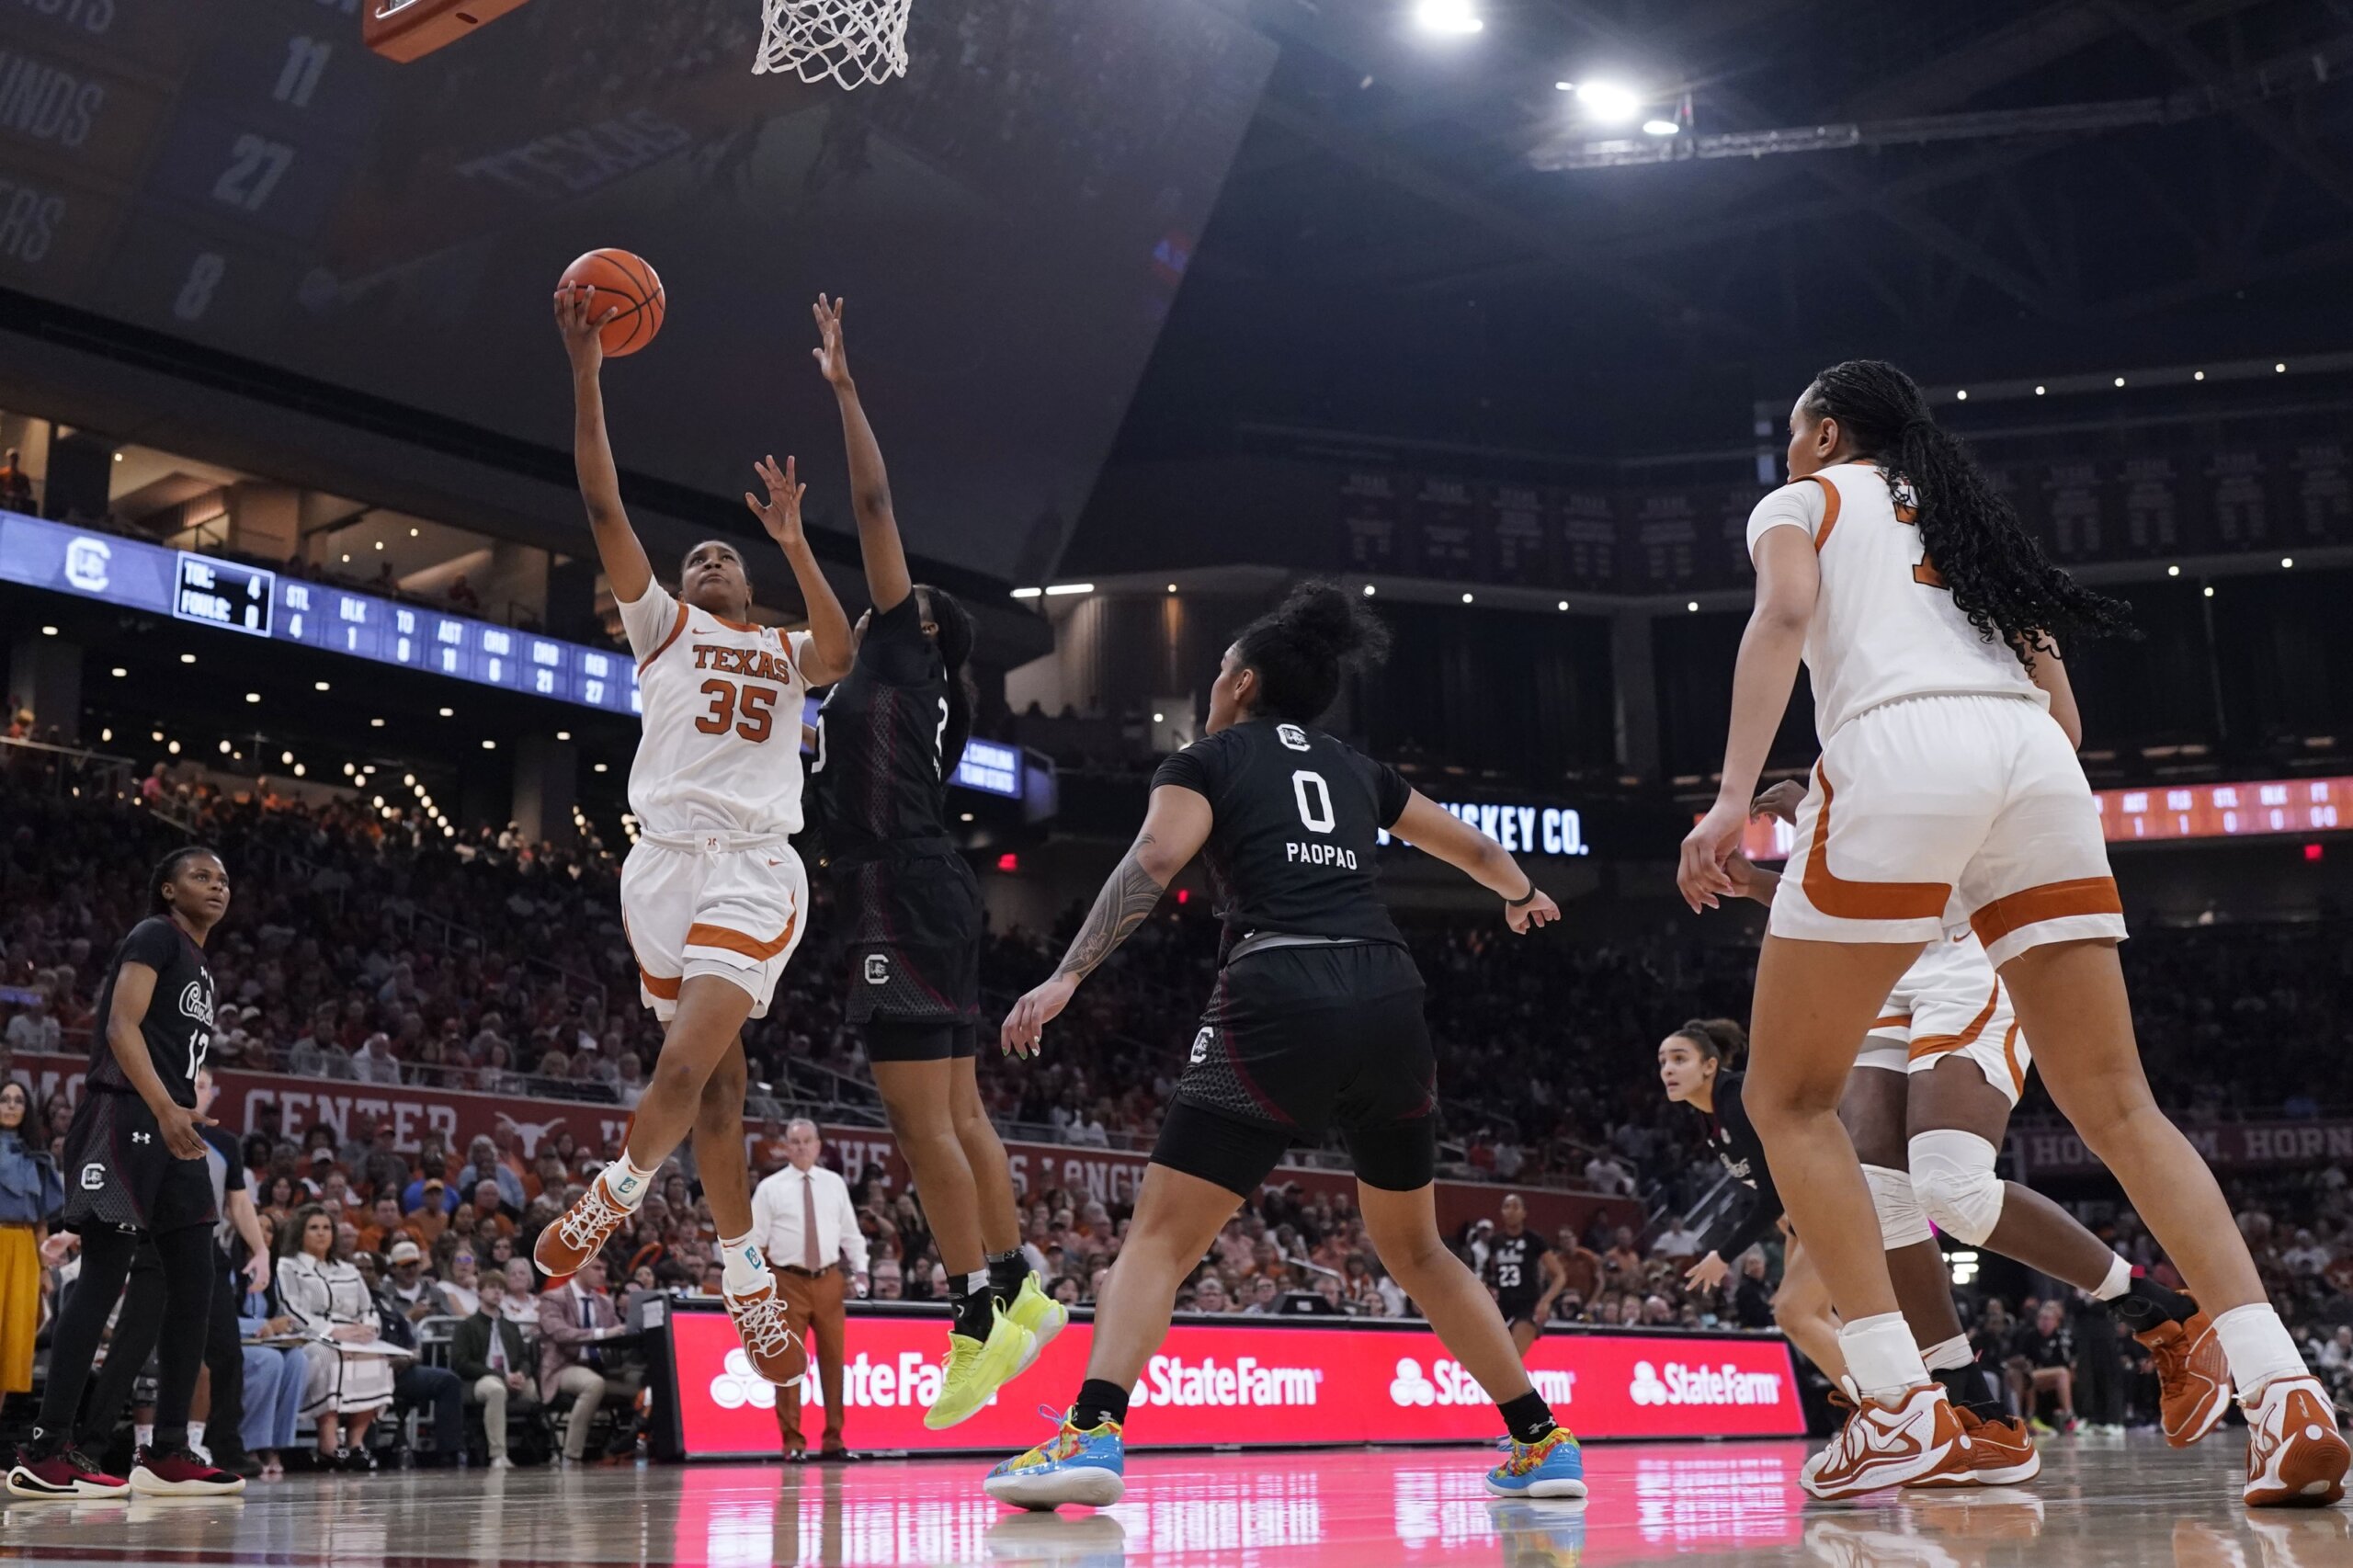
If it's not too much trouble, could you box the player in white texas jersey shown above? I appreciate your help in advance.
[1680,358,2345,1506]
[536,282,857,1389]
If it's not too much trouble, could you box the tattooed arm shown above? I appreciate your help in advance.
[1001,785,1213,1057]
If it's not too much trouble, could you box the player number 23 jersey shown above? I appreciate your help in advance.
[620,582,813,837]
[1745,460,2040,740]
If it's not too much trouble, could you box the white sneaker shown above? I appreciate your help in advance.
[488,1457,515,1471]
[2243,1376,2349,1508]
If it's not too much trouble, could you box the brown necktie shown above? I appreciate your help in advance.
[801,1171,821,1270]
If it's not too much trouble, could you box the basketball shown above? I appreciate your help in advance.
[558,248,665,357]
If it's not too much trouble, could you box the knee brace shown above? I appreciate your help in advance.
[1861,1164,1932,1250]
[1908,1130,2006,1245]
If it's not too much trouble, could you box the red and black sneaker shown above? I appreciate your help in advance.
[7,1438,130,1499]
[129,1445,247,1497]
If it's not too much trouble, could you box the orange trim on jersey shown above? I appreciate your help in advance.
[1870,1014,1912,1032]
[709,611,763,633]
[1800,764,1951,922]
[1907,983,2000,1062]
[685,913,799,962]
[2000,1020,2027,1098]
[1802,472,1842,551]
[637,601,689,674]
[638,966,682,1001]
[1970,876,2122,950]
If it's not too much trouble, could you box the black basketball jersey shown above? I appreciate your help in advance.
[85,915,213,1108]
[1153,718,1414,961]
[811,594,954,862]
[1485,1230,1550,1303]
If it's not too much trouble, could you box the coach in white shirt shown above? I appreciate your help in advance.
[749,1120,870,1459]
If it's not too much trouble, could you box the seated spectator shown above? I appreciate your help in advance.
[2006,1299,2079,1435]
[499,1257,541,1327]
[355,1194,413,1257]
[378,1240,440,1325]
[234,1287,306,1480]
[438,1247,483,1319]
[452,1269,540,1470]
[278,1203,395,1470]
[538,1257,642,1465]
[370,1257,464,1467]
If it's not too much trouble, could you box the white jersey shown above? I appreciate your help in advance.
[1746,461,2041,741]
[619,581,813,838]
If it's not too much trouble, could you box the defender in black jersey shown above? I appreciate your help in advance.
[1485,1194,1566,1356]
[985,583,1587,1511]
[10,847,244,1499]
[806,293,1055,1429]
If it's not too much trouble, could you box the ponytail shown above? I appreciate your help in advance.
[1232,579,1392,724]
[1668,1017,1746,1071]
[1800,360,2134,664]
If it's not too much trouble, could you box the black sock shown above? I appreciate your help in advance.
[2106,1275,2196,1333]
[1932,1358,2006,1422]
[948,1271,993,1340]
[986,1249,1028,1301]
[1499,1390,1557,1446]
[153,1424,188,1454]
[1072,1379,1129,1430]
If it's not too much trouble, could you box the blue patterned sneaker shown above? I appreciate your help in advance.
[983,1408,1125,1510]
[1486,1426,1587,1499]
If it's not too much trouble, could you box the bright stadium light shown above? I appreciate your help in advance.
[1415,0,1483,35]
[1573,80,1642,124]
[1641,118,1678,137]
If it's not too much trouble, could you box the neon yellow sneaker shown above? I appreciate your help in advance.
[1005,1273,1069,1378]
[926,1304,1037,1430]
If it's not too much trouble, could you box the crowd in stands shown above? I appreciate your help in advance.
[3,767,2352,1465]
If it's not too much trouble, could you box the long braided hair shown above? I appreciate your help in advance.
[1800,360,2134,665]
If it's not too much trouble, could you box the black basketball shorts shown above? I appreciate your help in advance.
[58,1090,219,1236]
[1153,941,1438,1198]
[841,852,983,1034]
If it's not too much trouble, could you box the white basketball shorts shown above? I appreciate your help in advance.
[1867,929,2034,1107]
[621,830,810,1021]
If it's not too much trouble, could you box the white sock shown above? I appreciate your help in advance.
[605,1154,660,1210]
[1921,1334,1973,1373]
[1839,1312,1930,1403]
[188,1420,205,1449]
[2091,1254,2132,1301]
[720,1233,770,1296]
[135,1423,153,1450]
[2211,1302,2306,1400]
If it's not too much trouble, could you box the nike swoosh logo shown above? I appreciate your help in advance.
[1856,1412,1923,1456]
[766,859,783,867]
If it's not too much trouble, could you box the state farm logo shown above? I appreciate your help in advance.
[1386,1357,1487,1408]
[1629,1359,1783,1407]
[710,1349,777,1411]
[1131,1354,1320,1409]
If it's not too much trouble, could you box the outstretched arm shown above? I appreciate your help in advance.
[812,295,913,614]
[555,284,652,606]
[745,455,855,685]
[1001,785,1211,1056]
[1388,792,1560,933]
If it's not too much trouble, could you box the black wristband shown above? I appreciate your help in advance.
[1506,882,1540,909]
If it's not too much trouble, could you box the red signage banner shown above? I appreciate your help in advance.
[664,1306,1803,1459]
[5,1055,1633,1237]
[2013,1118,2353,1179]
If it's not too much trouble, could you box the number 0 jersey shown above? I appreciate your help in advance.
[1153,718,1414,962]
[1746,460,2041,742]
[619,581,814,838]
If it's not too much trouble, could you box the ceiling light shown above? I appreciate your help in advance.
[2113,376,2126,387]
[373,540,384,551]
[1557,600,1569,611]
[370,718,385,727]
[341,554,350,563]
[482,740,496,750]
[1362,585,1377,597]
[1043,582,1094,597]
[111,451,122,462]
[292,764,304,777]
[110,667,126,677]
[39,625,56,636]
[1461,593,1473,604]
[2193,370,2206,381]
[2281,557,2294,569]
[1153,712,1165,722]
[180,653,196,665]
[245,691,260,704]
[556,731,571,741]
[438,707,453,718]
[1641,119,1678,137]
[99,727,111,743]
[1165,583,1177,593]
[1573,81,1642,124]
[594,763,608,773]
[1009,586,1042,600]
[314,681,330,691]
[2203,585,2215,597]
[1414,0,1483,35]
[2167,565,2180,577]
[409,527,419,537]
[404,773,415,787]
[221,741,233,755]
[151,730,164,742]
[960,812,975,823]
[1955,390,1968,401]
[282,751,295,765]
[2275,362,2287,373]
[1688,601,1699,612]
[167,740,180,755]
[2034,386,2046,395]
[343,763,356,776]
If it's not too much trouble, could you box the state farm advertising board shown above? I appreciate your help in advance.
[665,1307,1801,1458]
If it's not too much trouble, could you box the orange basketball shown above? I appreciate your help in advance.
[558,248,665,357]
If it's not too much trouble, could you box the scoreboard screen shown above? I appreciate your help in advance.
[2,509,640,716]
[1734,775,2351,861]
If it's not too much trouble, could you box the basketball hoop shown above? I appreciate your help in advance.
[754,0,911,90]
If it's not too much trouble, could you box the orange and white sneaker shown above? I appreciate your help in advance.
[533,1169,636,1280]
[2139,1311,2232,1449]
[724,1274,808,1385]
[1802,1383,1972,1501]
[1943,1407,2040,1486]
[2242,1375,2349,1508]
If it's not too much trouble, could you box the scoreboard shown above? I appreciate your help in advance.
[2,508,641,715]
[1735,775,2352,861]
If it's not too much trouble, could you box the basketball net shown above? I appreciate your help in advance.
[754,0,910,90]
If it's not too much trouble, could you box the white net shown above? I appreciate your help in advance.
[753,0,911,90]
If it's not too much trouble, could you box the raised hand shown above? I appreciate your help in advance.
[811,293,852,388]
[553,282,620,372]
[745,454,807,551]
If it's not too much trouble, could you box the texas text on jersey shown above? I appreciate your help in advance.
[1153,718,1415,960]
